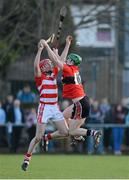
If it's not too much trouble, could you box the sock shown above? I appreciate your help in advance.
[24,153,32,163]
[45,133,52,141]
[87,130,97,136]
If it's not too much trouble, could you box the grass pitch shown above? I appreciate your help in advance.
[0,154,129,179]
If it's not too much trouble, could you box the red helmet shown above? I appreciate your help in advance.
[39,59,53,73]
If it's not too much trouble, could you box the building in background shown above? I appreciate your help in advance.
[123,0,129,98]
[0,0,128,104]
[71,2,123,103]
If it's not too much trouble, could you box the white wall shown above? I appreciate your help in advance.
[71,5,115,48]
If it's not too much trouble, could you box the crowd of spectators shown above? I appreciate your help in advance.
[0,84,37,153]
[86,98,129,155]
[0,84,129,155]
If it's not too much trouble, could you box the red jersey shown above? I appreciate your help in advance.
[62,64,85,99]
[35,67,58,104]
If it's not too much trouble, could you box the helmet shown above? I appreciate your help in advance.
[39,59,53,73]
[67,53,82,66]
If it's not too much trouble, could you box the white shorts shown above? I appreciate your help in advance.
[37,103,65,124]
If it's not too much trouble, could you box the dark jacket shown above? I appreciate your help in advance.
[7,106,25,123]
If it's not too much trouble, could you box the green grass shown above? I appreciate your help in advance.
[0,154,129,179]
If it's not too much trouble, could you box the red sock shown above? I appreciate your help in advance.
[45,133,52,141]
[24,153,32,161]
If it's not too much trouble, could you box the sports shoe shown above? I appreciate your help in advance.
[70,136,85,147]
[21,161,29,171]
[70,137,77,147]
[42,136,49,152]
[74,136,85,141]
[94,130,102,148]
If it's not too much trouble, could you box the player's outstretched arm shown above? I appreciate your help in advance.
[60,35,73,62]
[41,40,64,70]
[34,41,44,77]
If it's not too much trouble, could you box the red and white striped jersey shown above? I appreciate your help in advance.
[35,67,58,104]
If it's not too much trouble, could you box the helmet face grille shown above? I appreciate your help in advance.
[67,53,82,66]
[39,59,53,72]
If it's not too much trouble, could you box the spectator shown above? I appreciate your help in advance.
[3,95,14,150]
[89,100,102,123]
[100,98,112,152]
[112,104,125,155]
[87,100,104,154]
[6,99,25,152]
[100,98,111,122]
[3,94,14,113]
[17,84,36,103]
[125,108,129,148]
[0,101,6,147]
[26,108,36,143]
[0,101,6,124]
[60,99,72,152]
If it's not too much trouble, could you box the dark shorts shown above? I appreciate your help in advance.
[71,96,90,119]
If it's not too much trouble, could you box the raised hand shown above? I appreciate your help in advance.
[53,48,60,59]
[66,35,73,45]
[38,40,44,50]
[40,39,48,47]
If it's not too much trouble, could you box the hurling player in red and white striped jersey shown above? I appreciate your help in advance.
[21,40,68,171]
[41,37,102,148]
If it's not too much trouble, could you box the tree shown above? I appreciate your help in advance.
[0,0,127,75]
[0,0,75,76]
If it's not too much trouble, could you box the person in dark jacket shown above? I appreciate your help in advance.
[0,101,6,147]
[112,104,125,155]
[7,99,24,152]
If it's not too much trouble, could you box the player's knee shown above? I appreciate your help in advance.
[59,128,68,137]
[35,135,42,143]
[69,129,76,136]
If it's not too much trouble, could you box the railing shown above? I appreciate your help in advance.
[85,123,129,128]
[0,123,129,154]
[1,123,129,128]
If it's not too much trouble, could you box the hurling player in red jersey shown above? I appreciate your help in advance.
[41,36,102,148]
[21,39,68,171]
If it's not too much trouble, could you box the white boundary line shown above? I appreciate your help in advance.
[0,179,129,180]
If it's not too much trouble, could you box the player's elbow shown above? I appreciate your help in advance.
[51,56,63,69]
[34,65,38,73]
[58,64,63,70]
[35,134,42,143]
[34,66,41,77]
[55,61,63,70]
